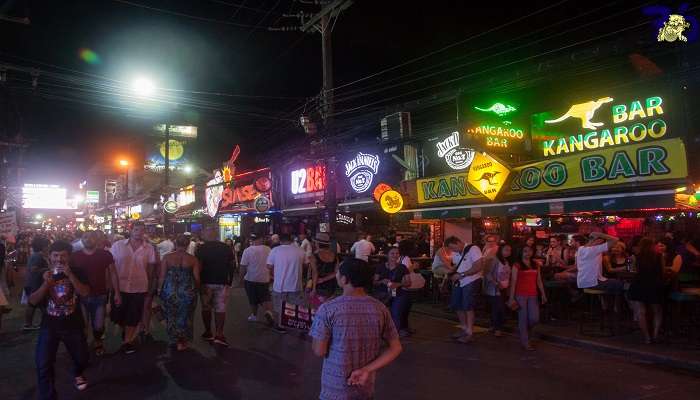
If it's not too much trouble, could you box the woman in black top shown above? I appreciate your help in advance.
[374,247,411,337]
[628,238,664,344]
[311,244,338,300]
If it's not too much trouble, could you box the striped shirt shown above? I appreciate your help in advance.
[310,295,398,400]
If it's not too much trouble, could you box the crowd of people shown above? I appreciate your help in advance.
[1,224,699,400]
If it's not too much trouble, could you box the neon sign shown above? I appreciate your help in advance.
[658,14,690,42]
[474,103,517,117]
[345,152,380,193]
[380,190,404,214]
[465,124,525,149]
[290,165,326,196]
[538,96,667,157]
[436,132,475,170]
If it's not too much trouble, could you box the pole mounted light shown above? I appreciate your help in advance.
[131,77,156,98]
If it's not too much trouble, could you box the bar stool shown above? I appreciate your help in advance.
[578,288,615,337]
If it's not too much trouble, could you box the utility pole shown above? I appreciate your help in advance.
[163,124,170,234]
[270,1,352,254]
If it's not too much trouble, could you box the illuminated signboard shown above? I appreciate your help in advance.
[177,185,195,207]
[219,171,273,213]
[336,213,354,224]
[657,14,690,42]
[22,184,77,210]
[205,171,224,218]
[345,152,380,193]
[435,132,475,170]
[462,96,528,153]
[533,94,670,157]
[467,152,511,201]
[152,124,198,139]
[379,190,404,214]
[289,164,326,202]
[145,139,188,171]
[86,190,100,204]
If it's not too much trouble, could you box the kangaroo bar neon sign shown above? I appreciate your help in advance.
[540,96,667,157]
[345,152,380,193]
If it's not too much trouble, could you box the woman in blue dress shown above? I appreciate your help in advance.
[158,234,201,351]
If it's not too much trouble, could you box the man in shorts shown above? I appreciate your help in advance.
[110,222,157,354]
[239,234,273,324]
[266,233,306,334]
[196,226,235,347]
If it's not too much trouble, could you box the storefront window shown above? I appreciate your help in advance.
[219,214,241,240]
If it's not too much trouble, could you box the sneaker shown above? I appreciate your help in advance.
[264,312,275,327]
[201,332,214,342]
[272,325,288,334]
[213,336,230,347]
[122,343,136,355]
[22,325,40,332]
[247,315,258,322]
[74,376,88,391]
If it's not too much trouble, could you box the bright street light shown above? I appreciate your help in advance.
[131,77,156,98]
[119,159,129,167]
[183,165,193,174]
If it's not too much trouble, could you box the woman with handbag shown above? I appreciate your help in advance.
[374,246,412,338]
[508,246,547,351]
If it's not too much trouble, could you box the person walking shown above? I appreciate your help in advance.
[196,226,235,347]
[29,241,91,398]
[628,238,665,344]
[374,247,411,337]
[109,222,157,354]
[483,242,512,337]
[71,230,120,356]
[508,245,547,350]
[157,234,175,259]
[266,233,306,334]
[158,234,200,351]
[23,236,50,331]
[239,234,274,324]
[310,258,402,400]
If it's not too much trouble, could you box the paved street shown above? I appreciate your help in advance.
[2,285,700,400]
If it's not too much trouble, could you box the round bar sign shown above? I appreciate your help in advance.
[164,200,179,213]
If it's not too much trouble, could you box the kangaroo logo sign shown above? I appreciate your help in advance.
[345,152,380,193]
[467,152,511,201]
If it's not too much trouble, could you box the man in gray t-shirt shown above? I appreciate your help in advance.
[310,259,402,400]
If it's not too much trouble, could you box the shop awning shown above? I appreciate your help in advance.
[402,189,676,218]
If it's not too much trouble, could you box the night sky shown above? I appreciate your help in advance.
[0,0,695,187]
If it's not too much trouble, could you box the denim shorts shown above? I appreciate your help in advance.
[450,279,482,311]
[80,294,108,331]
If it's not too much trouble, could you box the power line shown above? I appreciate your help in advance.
[242,0,282,40]
[326,0,572,93]
[110,0,269,29]
[206,0,281,15]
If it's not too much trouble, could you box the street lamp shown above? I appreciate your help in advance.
[131,77,156,98]
[118,159,129,199]
[183,165,193,174]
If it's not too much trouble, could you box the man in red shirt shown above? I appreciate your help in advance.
[71,230,120,355]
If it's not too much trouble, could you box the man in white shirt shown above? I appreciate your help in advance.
[109,222,157,354]
[298,231,313,263]
[449,241,484,343]
[157,235,175,259]
[240,234,273,324]
[266,233,306,334]
[576,232,623,294]
[350,233,375,262]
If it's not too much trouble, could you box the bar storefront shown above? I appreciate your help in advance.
[402,86,691,247]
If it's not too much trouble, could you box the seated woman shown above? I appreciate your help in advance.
[431,236,462,277]
[604,241,631,277]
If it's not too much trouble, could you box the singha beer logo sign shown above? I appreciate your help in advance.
[345,152,380,193]
[658,14,690,42]
[436,132,475,170]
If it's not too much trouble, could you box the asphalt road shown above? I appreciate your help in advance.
[1,283,700,400]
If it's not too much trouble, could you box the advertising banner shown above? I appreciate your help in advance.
[416,138,687,204]
[0,211,18,236]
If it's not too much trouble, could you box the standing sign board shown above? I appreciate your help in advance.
[0,211,18,237]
